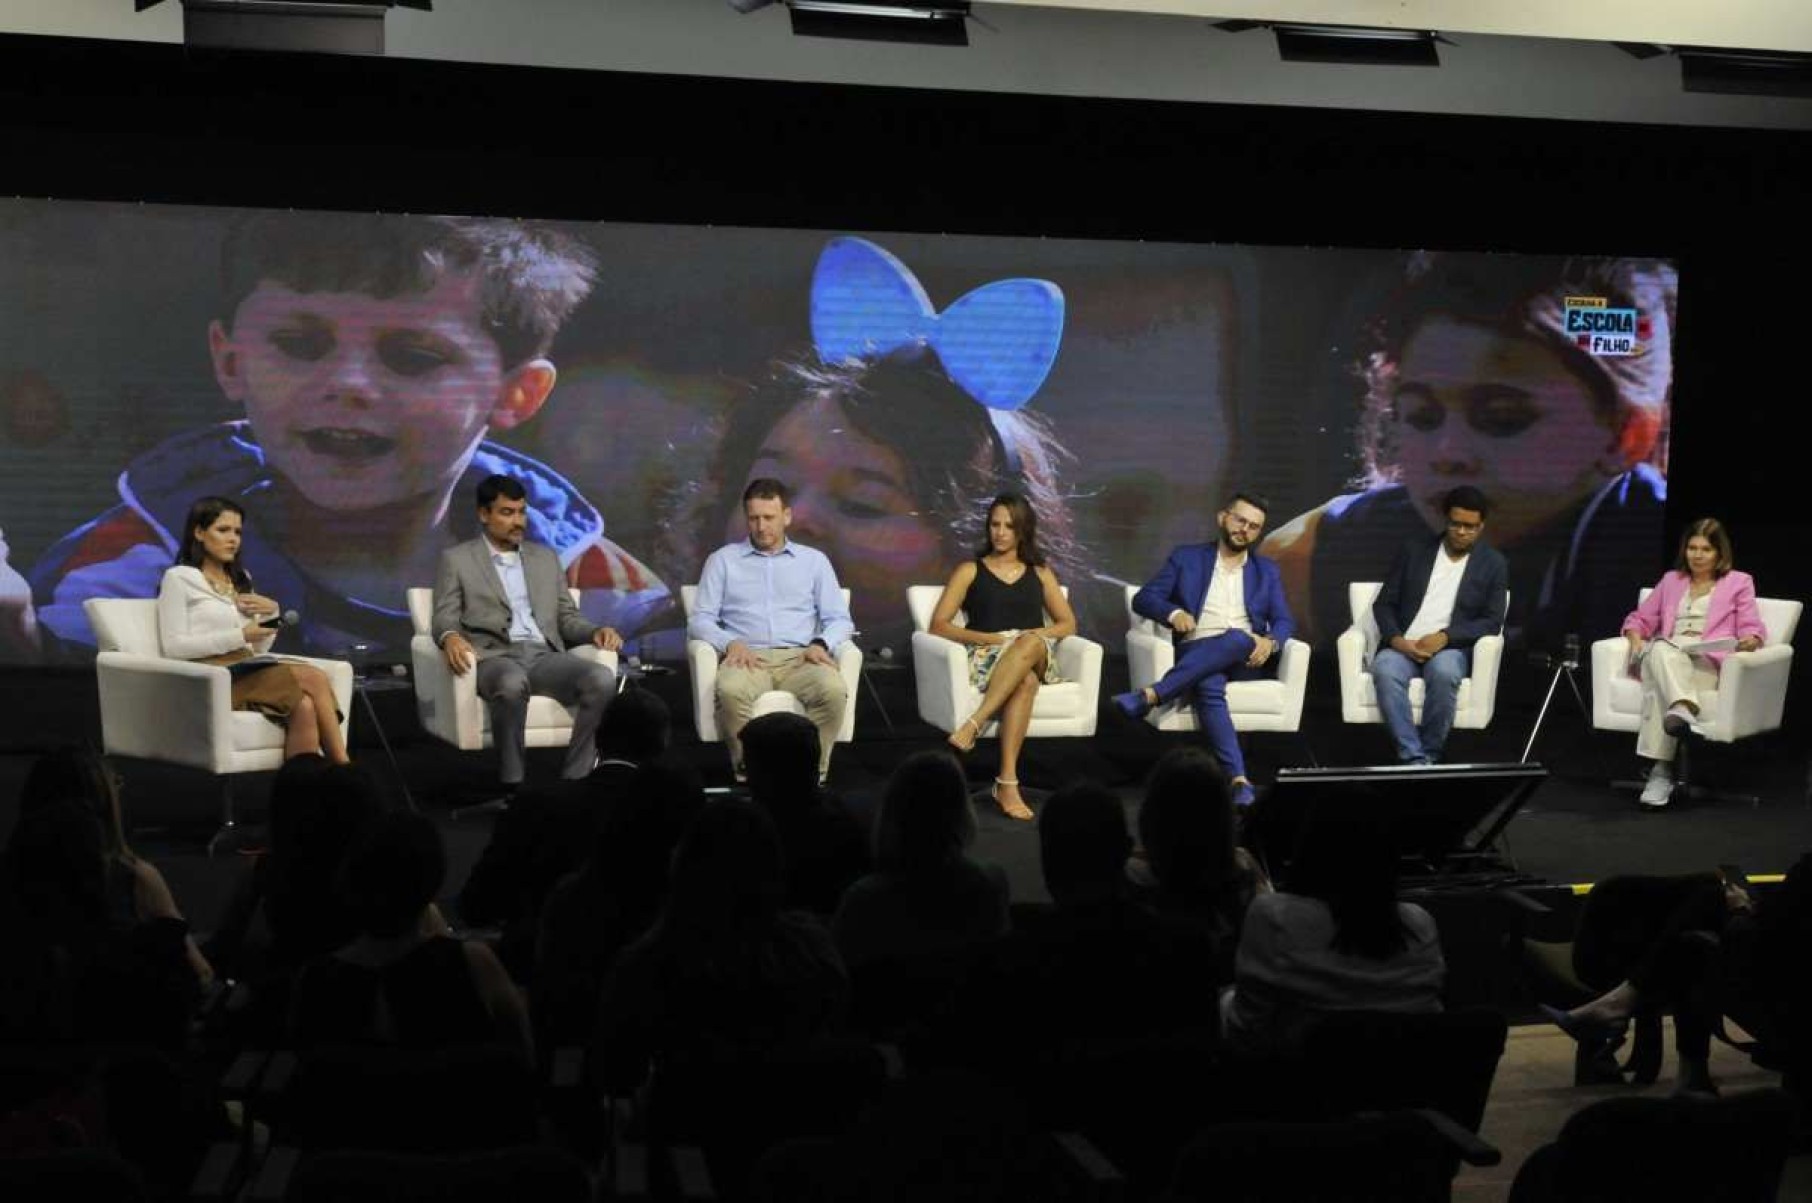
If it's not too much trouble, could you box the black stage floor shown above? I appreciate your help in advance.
[2,656,1807,1014]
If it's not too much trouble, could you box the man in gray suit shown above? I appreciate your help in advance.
[434,474,623,789]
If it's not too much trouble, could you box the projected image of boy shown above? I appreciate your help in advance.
[1263,253,1676,652]
[31,213,667,661]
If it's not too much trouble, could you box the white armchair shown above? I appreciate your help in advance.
[1123,585,1309,736]
[1590,589,1801,744]
[1336,582,1506,731]
[907,585,1103,738]
[678,585,861,744]
[406,587,618,752]
[86,597,354,845]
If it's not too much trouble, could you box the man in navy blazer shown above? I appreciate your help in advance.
[1370,485,1508,764]
[1117,492,1294,807]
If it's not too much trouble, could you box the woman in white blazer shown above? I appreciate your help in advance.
[157,497,348,763]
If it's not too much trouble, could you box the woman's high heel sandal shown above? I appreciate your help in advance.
[992,778,1033,821]
[1541,1004,1631,1086]
[947,716,982,755]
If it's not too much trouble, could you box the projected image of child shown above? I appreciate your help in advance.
[1263,253,1677,651]
[1,526,34,657]
[30,212,668,661]
[673,237,1081,656]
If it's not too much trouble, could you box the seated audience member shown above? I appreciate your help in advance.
[982,782,1222,1038]
[831,751,1010,968]
[459,688,673,978]
[0,801,201,1049]
[209,756,384,978]
[17,745,214,993]
[1220,811,1444,1057]
[1128,747,1270,975]
[533,760,706,1053]
[1543,855,1812,1097]
[594,800,847,1092]
[289,812,531,1063]
[741,712,870,916]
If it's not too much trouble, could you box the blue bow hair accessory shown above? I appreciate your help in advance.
[809,236,1065,411]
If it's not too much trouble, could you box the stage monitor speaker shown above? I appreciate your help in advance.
[1254,762,1547,887]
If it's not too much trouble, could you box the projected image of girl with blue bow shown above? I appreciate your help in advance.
[700,237,1083,660]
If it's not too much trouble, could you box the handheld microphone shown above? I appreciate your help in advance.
[259,609,300,630]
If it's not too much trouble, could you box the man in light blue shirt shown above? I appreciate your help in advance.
[690,478,852,780]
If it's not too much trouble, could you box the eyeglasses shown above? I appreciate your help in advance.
[1223,514,1264,532]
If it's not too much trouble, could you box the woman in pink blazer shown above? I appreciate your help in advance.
[1620,518,1766,807]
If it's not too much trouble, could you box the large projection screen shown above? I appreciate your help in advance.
[0,200,1676,666]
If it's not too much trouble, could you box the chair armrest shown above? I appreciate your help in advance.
[410,633,482,749]
[834,641,864,741]
[189,1141,247,1203]
[670,1146,716,1202]
[549,1045,586,1091]
[1705,644,1795,742]
[1335,626,1370,722]
[1589,637,1632,729]
[247,1145,299,1203]
[1125,628,1173,689]
[1407,1107,1502,1167]
[1467,633,1506,727]
[1054,634,1104,737]
[95,651,234,771]
[569,644,621,675]
[911,629,969,733]
[610,1139,715,1203]
[686,639,721,741]
[1491,887,1553,917]
[1273,638,1310,728]
[220,1050,269,1100]
[255,1051,299,1106]
[1051,1130,1128,1199]
[1055,633,1104,685]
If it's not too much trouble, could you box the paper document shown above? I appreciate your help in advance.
[1630,635,1739,669]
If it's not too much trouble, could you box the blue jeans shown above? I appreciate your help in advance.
[1370,646,1470,764]
[1148,630,1263,780]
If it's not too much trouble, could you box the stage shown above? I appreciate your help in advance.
[3,653,1807,1016]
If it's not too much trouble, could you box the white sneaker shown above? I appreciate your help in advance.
[1638,764,1674,808]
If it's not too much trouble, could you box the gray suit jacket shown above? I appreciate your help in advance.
[432,537,596,657]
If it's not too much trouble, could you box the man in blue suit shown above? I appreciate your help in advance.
[1118,492,1295,807]
[1370,485,1508,765]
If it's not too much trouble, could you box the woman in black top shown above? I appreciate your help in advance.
[933,494,1077,820]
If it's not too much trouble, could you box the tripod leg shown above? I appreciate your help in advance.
[1522,666,1566,763]
[357,684,416,812]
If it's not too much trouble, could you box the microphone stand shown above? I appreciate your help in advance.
[345,642,416,812]
[1521,634,1588,764]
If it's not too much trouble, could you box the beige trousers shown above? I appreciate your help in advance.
[716,647,848,776]
[1636,641,1719,762]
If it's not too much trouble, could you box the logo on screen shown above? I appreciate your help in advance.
[1563,296,1652,358]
